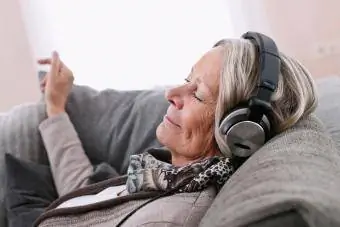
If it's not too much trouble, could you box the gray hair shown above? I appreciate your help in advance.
[213,38,318,157]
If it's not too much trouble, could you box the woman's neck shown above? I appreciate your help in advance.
[170,149,219,167]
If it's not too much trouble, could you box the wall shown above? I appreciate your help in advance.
[264,0,340,78]
[228,0,340,78]
[227,0,272,37]
[0,0,39,112]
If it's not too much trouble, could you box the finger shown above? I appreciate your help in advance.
[59,64,68,74]
[59,61,74,77]
[50,51,61,76]
[58,61,65,73]
[60,69,74,82]
[37,58,52,64]
[55,53,62,74]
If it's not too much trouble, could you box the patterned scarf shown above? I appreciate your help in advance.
[126,148,234,194]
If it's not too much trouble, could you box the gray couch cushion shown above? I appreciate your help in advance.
[64,85,168,173]
[200,115,340,227]
[314,76,340,151]
[0,85,168,227]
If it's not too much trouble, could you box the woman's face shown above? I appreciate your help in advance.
[156,47,224,166]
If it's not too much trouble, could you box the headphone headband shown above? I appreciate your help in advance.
[242,32,281,122]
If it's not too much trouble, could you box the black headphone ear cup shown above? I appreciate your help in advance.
[219,107,248,135]
[219,107,271,157]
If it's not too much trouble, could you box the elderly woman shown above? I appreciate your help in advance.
[34,32,317,226]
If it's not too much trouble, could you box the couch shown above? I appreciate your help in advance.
[1,76,340,227]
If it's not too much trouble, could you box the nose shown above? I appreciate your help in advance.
[165,85,185,109]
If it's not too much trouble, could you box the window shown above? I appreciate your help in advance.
[20,0,235,90]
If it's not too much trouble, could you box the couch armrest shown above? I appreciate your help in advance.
[200,115,340,227]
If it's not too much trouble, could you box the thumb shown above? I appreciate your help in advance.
[50,51,61,75]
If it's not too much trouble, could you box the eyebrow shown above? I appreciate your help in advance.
[187,67,194,80]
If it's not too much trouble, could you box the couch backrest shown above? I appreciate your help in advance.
[314,76,340,151]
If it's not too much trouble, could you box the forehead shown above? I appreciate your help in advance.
[192,46,224,97]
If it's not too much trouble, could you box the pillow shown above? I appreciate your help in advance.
[200,115,340,227]
[5,154,57,227]
[0,81,168,227]
[0,103,47,227]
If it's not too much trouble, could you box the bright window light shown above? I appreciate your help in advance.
[20,0,235,90]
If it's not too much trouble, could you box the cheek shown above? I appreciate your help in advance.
[199,109,215,135]
[182,106,215,138]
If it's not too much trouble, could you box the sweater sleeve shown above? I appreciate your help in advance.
[39,112,93,196]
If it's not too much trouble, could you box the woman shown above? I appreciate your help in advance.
[34,33,317,226]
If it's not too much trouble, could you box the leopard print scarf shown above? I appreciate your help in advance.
[126,148,234,194]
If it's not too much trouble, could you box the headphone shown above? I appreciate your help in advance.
[218,31,281,158]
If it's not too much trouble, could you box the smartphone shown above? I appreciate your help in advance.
[38,70,47,82]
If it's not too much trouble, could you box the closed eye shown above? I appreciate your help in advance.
[194,93,203,102]
[184,78,203,102]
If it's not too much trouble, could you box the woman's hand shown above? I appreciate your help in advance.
[38,51,74,117]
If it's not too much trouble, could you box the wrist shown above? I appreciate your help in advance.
[46,106,66,117]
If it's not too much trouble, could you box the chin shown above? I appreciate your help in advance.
[156,122,171,148]
[156,122,165,145]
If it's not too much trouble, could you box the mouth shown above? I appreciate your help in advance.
[164,115,180,128]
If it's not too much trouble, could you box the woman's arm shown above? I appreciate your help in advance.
[37,51,95,196]
[39,112,93,196]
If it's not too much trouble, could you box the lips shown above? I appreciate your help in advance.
[165,115,180,127]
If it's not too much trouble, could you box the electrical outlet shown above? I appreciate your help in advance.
[316,42,340,58]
